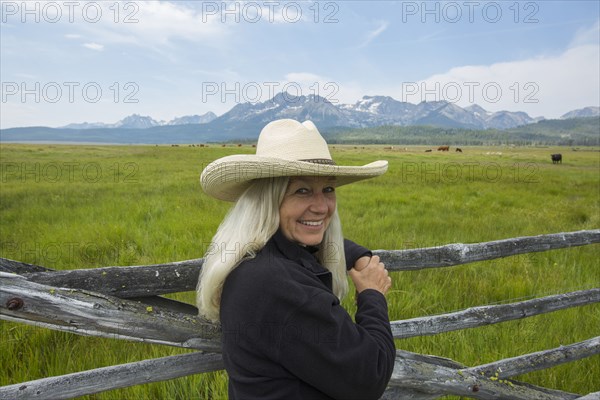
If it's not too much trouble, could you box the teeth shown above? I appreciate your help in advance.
[300,220,323,226]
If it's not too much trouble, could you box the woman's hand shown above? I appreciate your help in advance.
[349,255,392,295]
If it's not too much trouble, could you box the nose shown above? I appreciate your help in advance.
[309,192,328,214]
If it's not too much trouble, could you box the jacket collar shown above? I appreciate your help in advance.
[271,229,331,277]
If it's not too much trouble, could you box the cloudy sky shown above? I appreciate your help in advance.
[1,0,599,128]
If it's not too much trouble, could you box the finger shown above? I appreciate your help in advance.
[385,276,391,287]
[378,266,388,278]
[381,273,391,286]
[354,256,371,271]
[369,255,380,267]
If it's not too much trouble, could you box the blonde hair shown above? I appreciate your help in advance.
[197,177,348,322]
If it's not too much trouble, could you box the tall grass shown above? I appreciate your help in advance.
[1,143,598,399]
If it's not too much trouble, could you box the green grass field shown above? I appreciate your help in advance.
[1,143,599,399]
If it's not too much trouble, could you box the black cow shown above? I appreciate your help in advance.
[551,154,562,164]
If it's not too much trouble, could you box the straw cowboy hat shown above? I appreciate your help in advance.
[200,119,388,201]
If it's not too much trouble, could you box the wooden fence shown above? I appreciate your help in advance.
[1,229,599,399]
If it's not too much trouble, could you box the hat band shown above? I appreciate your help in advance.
[300,158,336,165]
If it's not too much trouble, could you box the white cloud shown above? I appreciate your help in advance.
[83,42,104,51]
[392,37,599,118]
[126,1,227,42]
[84,1,229,46]
[570,19,599,47]
[358,20,389,48]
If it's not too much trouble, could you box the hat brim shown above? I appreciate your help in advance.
[201,154,388,202]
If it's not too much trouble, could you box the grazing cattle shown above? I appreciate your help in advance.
[456,148,462,152]
[551,154,562,164]
[437,146,450,151]
[425,149,432,152]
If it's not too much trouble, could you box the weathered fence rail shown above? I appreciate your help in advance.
[6,229,597,297]
[1,229,599,399]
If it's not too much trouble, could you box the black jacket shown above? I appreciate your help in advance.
[220,229,396,399]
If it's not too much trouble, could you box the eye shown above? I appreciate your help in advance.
[323,186,336,194]
[294,187,310,195]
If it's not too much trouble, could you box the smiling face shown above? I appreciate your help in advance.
[279,176,337,246]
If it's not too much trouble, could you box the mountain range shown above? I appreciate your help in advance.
[58,95,599,132]
[1,93,598,144]
[61,112,218,130]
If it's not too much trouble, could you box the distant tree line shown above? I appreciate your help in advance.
[321,117,600,146]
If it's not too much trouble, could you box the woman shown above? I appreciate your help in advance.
[197,119,395,399]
